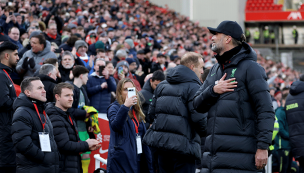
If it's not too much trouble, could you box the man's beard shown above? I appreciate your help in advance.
[211,43,223,54]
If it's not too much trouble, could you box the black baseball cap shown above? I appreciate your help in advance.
[207,21,243,41]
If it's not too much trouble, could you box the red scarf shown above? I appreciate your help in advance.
[47,33,57,40]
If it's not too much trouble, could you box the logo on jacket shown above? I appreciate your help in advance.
[286,103,298,110]
[230,68,237,83]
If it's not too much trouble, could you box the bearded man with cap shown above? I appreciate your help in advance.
[193,21,275,172]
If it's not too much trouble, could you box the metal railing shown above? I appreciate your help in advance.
[94,154,107,170]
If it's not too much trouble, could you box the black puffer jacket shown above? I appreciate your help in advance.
[11,93,60,173]
[286,81,304,160]
[143,65,207,160]
[193,43,275,172]
[0,64,17,167]
[45,103,89,173]
[38,74,57,103]
[139,79,154,128]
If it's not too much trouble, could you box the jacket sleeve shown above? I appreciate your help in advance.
[276,109,289,139]
[69,108,86,121]
[246,63,275,150]
[106,76,117,92]
[11,110,45,163]
[16,53,29,75]
[50,116,89,153]
[107,104,130,132]
[147,91,157,124]
[193,65,220,113]
[86,78,102,96]
[0,73,15,111]
[188,85,207,137]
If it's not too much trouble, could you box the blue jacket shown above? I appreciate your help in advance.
[0,14,20,35]
[107,101,153,173]
[86,73,116,113]
[9,37,23,52]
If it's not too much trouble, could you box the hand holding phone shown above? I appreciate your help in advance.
[99,66,105,76]
[127,87,137,104]
[118,66,123,74]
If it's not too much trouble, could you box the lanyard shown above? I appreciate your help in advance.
[3,69,16,95]
[132,109,139,134]
[33,103,47,131]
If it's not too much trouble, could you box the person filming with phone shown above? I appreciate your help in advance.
[0,6,20,35]
[86,58,116,114]
[107,78,153,173]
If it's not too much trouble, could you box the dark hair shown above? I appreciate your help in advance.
[106,61,112,66]
[43,58,58,66]
[201,68,210,82]
[31,34,46,48]
[66,35,79,47]
[300,74,304,82]
[151,71,165,82]
[8,27,19,34]
[72,65,89,78]
[21,77,40,93]
[232,34,246,46]
[62,26,71,33]
[53,82,74,97]
[5,6,14,12]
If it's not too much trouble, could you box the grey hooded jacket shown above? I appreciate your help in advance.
[16,41,57,78]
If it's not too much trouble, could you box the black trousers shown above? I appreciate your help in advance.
[0,167,16,173]
[157,151,196,173]
[277,150,292,173]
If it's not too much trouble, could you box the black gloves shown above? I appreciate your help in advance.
[28,58,35,69]
[22,57,29,69]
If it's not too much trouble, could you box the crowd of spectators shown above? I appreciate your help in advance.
[0,0,302,172]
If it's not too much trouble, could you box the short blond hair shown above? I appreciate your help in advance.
[180,52,203,68]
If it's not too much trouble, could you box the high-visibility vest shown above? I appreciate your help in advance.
[254,31,260,39]
[270,32,275,39]
[269,116,279,151]
[245,30,251,37]
[264,30,270,38]
[292,29,297,38]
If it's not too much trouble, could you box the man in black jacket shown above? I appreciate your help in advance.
[143,52,207,172]
[193,21,275,172]
[139,70,165,129]
[11,77,60,173]
[43,23,62,47]
[46,83,100,173]
[150,53,168,73]
[0,41,19,173]
[38,64,58,103]
[285,76,304,171]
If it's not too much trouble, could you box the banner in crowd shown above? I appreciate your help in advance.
[88,113,110,172]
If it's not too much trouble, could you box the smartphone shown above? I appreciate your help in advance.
[128,87,137,103]
[9,12,13,15]
[99,66,105,76]
[118,66,123,74]
[54,49,61,53]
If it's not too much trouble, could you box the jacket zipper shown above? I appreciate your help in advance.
[238,90,245,130]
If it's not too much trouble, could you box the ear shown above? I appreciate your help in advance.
[150,78,152,84]
[55,94,60,101]
[226,36,232,44]
[4,52,10,61]
[79,74,83,79]
[190,64,195,71]
[24,90,30,97]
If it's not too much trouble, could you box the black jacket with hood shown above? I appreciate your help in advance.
[285,81,304,160]
[46,102,89,173]
[193,43,275,172]
[143,65,207,160]
[139,79,154,128]
[11,93,60,173]
[0,63,17,167]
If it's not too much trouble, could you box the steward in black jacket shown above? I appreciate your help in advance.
[143,64,207,161]
[193,42,274,172]
[45,102,90,173]
[38,74,57,103]
[11,93,60,173]
[285,80,304,165]
[0,63,17,168]
[139,79,154,127]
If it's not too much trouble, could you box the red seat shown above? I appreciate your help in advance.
[260,6,265,10]
[264,6,269,10]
